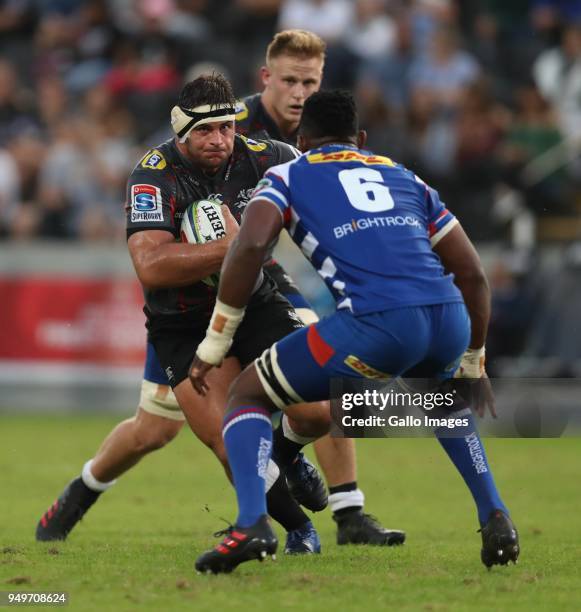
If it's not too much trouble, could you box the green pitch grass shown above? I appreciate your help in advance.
[1,414,579,611]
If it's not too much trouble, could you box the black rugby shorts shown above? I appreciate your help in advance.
[148,292,305,388]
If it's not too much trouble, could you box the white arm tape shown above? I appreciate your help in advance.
[196,299,246,366]
[457,346,486,378]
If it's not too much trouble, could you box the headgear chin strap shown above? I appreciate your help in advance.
[170,103,236,142]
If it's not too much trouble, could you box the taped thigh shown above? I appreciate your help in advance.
[139,379,185,421]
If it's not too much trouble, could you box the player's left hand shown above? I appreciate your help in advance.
[189,355,214,396]
[454,347,496,418]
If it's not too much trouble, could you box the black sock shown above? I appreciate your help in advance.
[74,477,102,506]
[266,473,310,531]
[271,421,304,470]
[329,481,362,517]
[329,481,358,495]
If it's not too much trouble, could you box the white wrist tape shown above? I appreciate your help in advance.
[458,346,486,378]
[196,300,246,366]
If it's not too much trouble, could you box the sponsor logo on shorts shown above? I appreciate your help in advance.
[141,149,167,170]
[131,184,163,222]
[344,355,391,379]
[334,215,421,239]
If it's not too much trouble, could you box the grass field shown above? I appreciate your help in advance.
[1,414,579,611]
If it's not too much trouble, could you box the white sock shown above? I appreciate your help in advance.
[329,489,365,513]
[81,459,117,492]
[265,459,280,493]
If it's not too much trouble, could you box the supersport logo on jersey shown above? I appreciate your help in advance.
[239,134,268,152]
[131,184,163,222]
[140,150,167,170]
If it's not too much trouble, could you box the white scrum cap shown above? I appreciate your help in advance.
[170,103,236,142]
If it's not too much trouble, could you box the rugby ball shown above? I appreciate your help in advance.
[180,199,227,287]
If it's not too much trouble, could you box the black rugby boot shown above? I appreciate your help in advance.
[195,515,277,575]
[286,452,328,512]
[479,509,520,568]
[36,477,100,541]
[334,509,406,546]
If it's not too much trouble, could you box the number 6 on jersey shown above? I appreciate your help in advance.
[338,167,395,213]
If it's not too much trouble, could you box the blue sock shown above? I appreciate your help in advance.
[223,406,273,528]
[435,410,508,526]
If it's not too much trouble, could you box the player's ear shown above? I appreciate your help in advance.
[297,134,308,152]
[260,65,270,87]
[357,130,367,149]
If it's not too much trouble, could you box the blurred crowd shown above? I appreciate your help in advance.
[0,0,581,243]
[1,0,581,371]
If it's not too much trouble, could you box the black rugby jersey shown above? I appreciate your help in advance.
[235,93,297,146]
[126,134,298,323]
[235,94,305,300]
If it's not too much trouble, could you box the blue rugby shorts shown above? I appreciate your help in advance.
[254,302,470,409]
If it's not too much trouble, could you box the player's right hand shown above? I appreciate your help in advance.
[189,354,214,396]
[221,206,240,247]
[470,372,496,419]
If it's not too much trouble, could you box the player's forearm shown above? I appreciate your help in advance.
[218,236,267,308]
[132,240,229,289]
[433,224,490,349]
[454,271,490,349]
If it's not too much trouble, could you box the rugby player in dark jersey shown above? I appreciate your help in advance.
[35,73,329,553]
[36,30,404,550]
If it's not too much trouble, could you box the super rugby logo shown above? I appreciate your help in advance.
[131,184,163,222]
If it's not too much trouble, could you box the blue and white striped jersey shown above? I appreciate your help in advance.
[248,144,463,315]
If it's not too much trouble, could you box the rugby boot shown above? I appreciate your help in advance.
[284,520,321,554]
[36,477,100,541]
[334,509,406,546]
[479,509,519,568]
[286,452,328,512]
[195,515,277,574]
